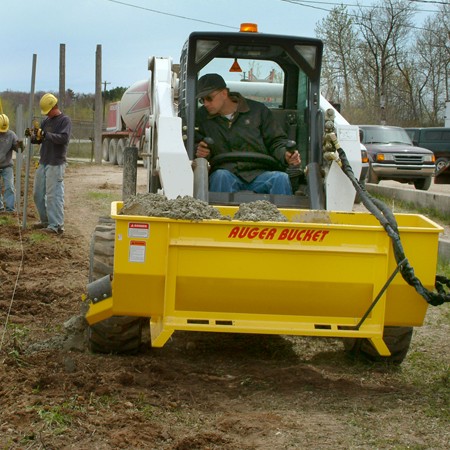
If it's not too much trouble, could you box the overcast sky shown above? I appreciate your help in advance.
[2,0,439,94]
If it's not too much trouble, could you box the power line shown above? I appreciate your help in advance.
[409,0,449,5]
[283,0,439,13]
[283,0,443,33]
[104,0,445,37]
[104,0,237,29]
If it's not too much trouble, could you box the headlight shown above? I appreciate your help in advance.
[376,154,395,161]
[423,155,435,162]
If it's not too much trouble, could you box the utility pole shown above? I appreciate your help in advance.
[59,44,66,111]
[22,54,37,229]
[102,80,111,122]
[94,45,103,164]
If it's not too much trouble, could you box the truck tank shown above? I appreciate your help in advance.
[102,80,151,165]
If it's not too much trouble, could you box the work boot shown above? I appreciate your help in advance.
[41,227,63,235]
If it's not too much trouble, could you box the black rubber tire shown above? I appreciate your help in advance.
[89,316,143,354]
[116,138,126,166]
[102,138,110,162]
[89,218,115,282]
[88,217,143,354]
[413,177,432,191]
[435,158,448,173]
[108,139,118,165]
[343,326,413,364]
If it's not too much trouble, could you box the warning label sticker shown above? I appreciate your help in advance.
[129,240,146,263]
[128,222,150,238]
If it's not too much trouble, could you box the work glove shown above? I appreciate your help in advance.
[25,127,45,143]
[35,128,45,140]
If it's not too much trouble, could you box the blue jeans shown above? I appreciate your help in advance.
[0,166,16,212]
[210,169,292,195]
[33,164,66,231]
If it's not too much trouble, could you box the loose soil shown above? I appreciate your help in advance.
[0,162,448,449]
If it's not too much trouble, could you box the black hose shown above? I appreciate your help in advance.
[333,140,449,306]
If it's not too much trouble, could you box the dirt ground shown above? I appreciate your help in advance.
[0,162,448,449]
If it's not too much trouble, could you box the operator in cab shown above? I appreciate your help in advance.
[195,73,301,195]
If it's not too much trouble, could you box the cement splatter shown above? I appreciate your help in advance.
[120,194,288,222]
[120,193,223,221]
[233,200,288,222]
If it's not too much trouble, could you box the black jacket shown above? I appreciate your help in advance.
[196,93,288,182]
[34,114,72,166]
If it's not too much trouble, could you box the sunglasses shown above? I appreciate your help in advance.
[199,89,223,105]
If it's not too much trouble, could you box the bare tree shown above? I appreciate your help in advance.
[315,5,359,111]
[314,0,447,126]
[413,4,449,125]
[356,0,415,124]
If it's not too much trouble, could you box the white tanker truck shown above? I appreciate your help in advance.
[101,79,151,165]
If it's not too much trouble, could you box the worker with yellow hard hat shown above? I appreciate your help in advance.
[27,93,72,234]
[40,93,58,115]
[0,113,21,212]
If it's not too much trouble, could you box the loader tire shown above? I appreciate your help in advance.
[88,217,143,354]
[89,316,143,354]
[343,326,413,364]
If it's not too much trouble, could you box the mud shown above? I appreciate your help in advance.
[0,163,448,449]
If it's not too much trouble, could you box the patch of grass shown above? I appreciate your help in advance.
[35,405,72,434]
[0,215,15,226]
[88,392,119,409]
[85,190,120,216]
[9,323,30,340]
[28,232,48,244]
[403,352,449,420]
[2,324,31,367]
[371,193,449,224]
[86,190,118,201]
[437,260,450,278]
[30,397,86,435]
[136,402,156,420]
[0,236,22,250]
[7,349,29,367]
[134,393,156,419]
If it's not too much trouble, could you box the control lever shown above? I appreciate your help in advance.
[286,140,301,174]
[193,137,213,202]
[203,136,215,151]
[285,140,303,193]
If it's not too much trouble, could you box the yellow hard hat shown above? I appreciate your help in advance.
[40,93,58,115]
[0,114,9,132]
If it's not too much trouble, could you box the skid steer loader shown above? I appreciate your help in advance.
[84,24,447,364]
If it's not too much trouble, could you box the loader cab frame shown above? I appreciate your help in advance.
[178,29,324,206]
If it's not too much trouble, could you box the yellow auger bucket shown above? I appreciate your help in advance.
[86,202,442,356]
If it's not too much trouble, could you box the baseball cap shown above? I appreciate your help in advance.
[196,74,227,98]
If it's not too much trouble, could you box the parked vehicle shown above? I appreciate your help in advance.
[404,127,450,184]
[359,125,435,190]
[355,147,369,204]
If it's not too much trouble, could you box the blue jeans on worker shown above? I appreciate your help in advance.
[0,166,16,212]
[33,164,66,231]
[209,169,292,195]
